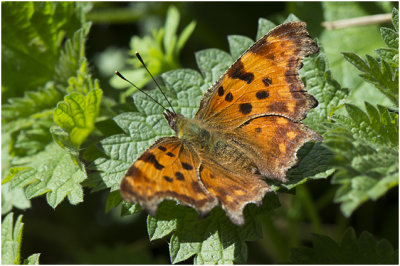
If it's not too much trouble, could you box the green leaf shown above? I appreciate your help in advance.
[2,3,96,208]
[393,7,399,32]
[1,182,31,215]
[120,202,142,216]
[3,22,92,156]
[341,7,399,106]
[343,52,398,105]
[341,52,370,73]
[176,21,196,53]
[54,88,102,147]
[163,6,180,58]
[324,103,398,216]
[2,2,82,99]
[284,13,300,22]
[375,48,398,67]
[1,213,23,264]
[256,18,275,40]
[50,126,80,161]
[23,253,41,265]
[55,22,91,86]
[2,14,92,159]
[1,213,41,265]
[344,103,370,124]
[2,84,62,121]
[195,49,233,85]
[150,195,280,264]
[300,44,349,132]
[8,143,87,208]
[105,190,122,213]
[6,115,54,158]
[283,143,335,190]
[227,35,254,59]
[147,215,177,241]
[380,27,398,49]
[290,228,397,263]
[113,5,195,102]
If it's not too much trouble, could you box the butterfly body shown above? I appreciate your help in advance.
[121,22,322,225]
[171,112,260,178]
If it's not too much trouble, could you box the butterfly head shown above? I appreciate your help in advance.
[163,109,182,133]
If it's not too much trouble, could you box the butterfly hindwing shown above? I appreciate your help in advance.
[195,21,318,128]
[198,157,271,225]
[120,137,218,216]
[230,116,322,181]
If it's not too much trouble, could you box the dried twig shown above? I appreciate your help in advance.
[322,13,392,30]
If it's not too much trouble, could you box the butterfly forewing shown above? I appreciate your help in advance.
[195,21,319,128]
[120,137,218,216]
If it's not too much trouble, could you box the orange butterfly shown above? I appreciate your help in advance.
[120,21,322,226]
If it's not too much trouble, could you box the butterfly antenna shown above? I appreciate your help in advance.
[135,51,176,114]
[114,71,168,112]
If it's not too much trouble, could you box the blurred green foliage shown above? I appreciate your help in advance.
[1,2,398,264]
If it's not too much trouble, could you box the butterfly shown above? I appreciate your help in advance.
[120,21,322,226]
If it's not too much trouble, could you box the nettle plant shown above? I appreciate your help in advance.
[2,2,398,264]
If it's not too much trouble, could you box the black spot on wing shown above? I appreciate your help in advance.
[182,162,194,170]
[256,90,269,99]
[262,77,272,87]
[227,60,254,84]
[166,152,175,157]
[175,171,185,181]
[139,152,164,170]
[225,92,233,102]
[163,176,173,182]
[158,146,167,151]
[218,86,224,96]
[239,103,252,114]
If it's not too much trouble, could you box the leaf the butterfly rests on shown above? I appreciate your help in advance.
[120,21,321,225]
